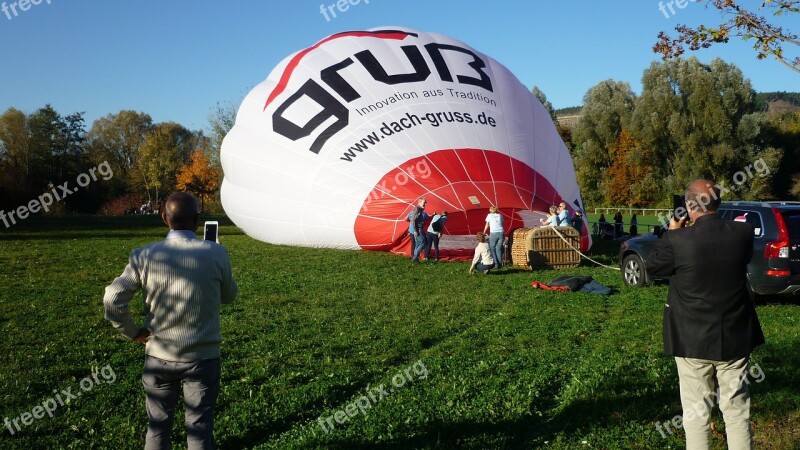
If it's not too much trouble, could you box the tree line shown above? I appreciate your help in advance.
[0,104,235,215]
[551,57,800,207]
[560,92,800,119]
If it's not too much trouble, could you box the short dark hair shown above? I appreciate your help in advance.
[164,192,200,229]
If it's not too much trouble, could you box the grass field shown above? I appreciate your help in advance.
[0,215,798,449]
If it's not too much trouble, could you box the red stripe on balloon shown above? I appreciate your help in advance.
[263,30,414,109]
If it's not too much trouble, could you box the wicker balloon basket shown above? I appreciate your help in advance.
[509,226,581,270]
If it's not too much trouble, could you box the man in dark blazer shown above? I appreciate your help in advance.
[647,179,764,449]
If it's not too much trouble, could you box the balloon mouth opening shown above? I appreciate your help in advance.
[352,148,593,258]
[405,207,590,260]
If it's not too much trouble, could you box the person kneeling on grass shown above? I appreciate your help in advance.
[469,232,495,275]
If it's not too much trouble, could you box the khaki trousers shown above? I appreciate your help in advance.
[674,356,753,450]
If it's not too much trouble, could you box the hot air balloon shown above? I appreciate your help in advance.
[221,26,590,259]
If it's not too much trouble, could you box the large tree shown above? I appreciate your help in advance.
[631,57,781,200]
[22,105,88,196]
[205,101,237,207]
[85,110,153,185]
[654,0,800,73]
[0,105,93,212]
[572,80,637,205]
[604,129,660,207]
[176,150,221,211]
[26,105,87,185]
[0,108,31,174]
[208,101,237,162]
[133,122,195,205]
[763,111,800,198]
[0,108,34,211]
[531,86,557,124]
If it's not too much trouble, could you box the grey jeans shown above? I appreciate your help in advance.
[142,355,221,450]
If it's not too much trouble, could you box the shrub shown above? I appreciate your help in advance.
[98,193,142,216]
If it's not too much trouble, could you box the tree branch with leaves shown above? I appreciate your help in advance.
[654,0,800,73]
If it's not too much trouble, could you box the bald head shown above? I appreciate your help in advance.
[685,179,721,218]
[162,192,200,230]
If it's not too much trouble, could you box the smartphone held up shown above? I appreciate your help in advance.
[672,194,689,225]
[204,221,219,242]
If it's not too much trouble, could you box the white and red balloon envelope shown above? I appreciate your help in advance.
[221,27,590,258]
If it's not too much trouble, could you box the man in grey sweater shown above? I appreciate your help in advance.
[104,192,237,450]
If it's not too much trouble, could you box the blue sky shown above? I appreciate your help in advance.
[0,0,796,132]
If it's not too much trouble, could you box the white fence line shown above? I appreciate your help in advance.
[592,207,671,216]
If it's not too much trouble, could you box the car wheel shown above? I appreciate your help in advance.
[622,254,647,287]
[746,280,768,304]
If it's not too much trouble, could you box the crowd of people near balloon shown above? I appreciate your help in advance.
[406,197,590,273]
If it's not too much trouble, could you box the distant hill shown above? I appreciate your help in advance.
[765,99,800,115]
[756,91,800,111]
[755,92,800,116]
[555,106,582,127]
[554,106,582,116]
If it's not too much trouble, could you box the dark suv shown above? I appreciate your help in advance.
[619,201,800,299]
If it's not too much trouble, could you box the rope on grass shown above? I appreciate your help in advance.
[548,226,621,271]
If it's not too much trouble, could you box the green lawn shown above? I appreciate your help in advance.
[0,216,797,449]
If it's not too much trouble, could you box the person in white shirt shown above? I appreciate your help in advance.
[482,205,505,269]
[468,232,495,274]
